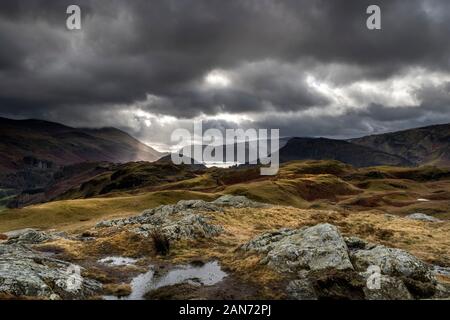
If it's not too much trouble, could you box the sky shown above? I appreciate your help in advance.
[0,0,449,151]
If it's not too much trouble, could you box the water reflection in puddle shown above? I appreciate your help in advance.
[104,261,227,300]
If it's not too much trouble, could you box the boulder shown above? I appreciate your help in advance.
[244,223,447,300]
[0,244,101,299]
[405,213,442,223]
[287,269,367,300]
[286,278,317,300]
[242,224,353,273]
[363,275,413,300]
[350,245,435,284]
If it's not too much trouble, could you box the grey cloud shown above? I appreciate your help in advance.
[0,0,449,144]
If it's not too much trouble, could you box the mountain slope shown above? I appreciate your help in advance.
[279,137,412,167]
[0,117,163,174]
[350,123,450,167]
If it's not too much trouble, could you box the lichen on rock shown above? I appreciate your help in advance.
[0,244,101,299]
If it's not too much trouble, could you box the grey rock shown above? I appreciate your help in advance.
[243,223,447,300]
[96,199,224,240]
[4,228,38,238]
[134,213,223,240]
[350,245,435,283]
[286,279,317,300]
[175,199,223,212]
[0,244,101,299]
[96,198,226,229]
[434,283,450,298]
[95,196,265,230]
[405,213,442,223]
[212,195,268,208]
[344,237,369,250]
[6,229,51,245]
[363,275,413,300]
[433,265,450,277]
[242,224,353,273]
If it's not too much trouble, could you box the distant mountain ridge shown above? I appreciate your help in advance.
[1,117,449,195]
[350,123,450,167]
[0,117,163,174]
[0,117,164,192]
[278,137,412,167]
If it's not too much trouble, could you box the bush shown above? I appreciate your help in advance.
[150,229,170,256]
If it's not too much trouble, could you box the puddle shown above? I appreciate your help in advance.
[98,256,138,267]
[417,198,430,202]
[104,261,227,300]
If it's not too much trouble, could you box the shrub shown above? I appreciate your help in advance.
[150,229,170,256]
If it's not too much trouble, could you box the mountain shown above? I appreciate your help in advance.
[278,137,412,167]
[0,117,164,191]
[350,123,450,167]
[6,160,206,208]
[167,137,290,165]
[0,117,163,173]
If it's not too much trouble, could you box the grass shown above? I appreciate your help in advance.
[166,205,450,292]
[1,159,449,234]
[0,190,218,233]
[3,160,449,233]
[25,186,449,299]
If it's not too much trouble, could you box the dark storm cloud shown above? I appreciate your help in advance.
[0,0,449,142]
[253,82,450,139]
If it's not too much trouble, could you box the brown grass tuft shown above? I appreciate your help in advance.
[150,229,170,256]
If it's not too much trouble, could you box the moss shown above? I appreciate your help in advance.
[0,190,217,232]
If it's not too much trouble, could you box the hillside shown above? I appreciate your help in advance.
[350,123,450,167]
[3,159,449,225]
[0,117,164,191]
[1,159,449,300]
[278,137,412,167]
[0,117,163,172]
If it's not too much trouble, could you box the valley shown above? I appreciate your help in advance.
[0,119,449,300]
[1,160,449,233]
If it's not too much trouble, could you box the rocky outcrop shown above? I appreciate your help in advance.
[96,199,228,240]
[0,244,101,299]
[241,224,353,273]
[134,213,223,241]
[212,195,268,208]
[4,228,69,245]
[349,245,435,284]
[362,275,413,300]
[6,229,52,245]
[405,213,442,223]
[95,196,265,241]
[242,224,447,300]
